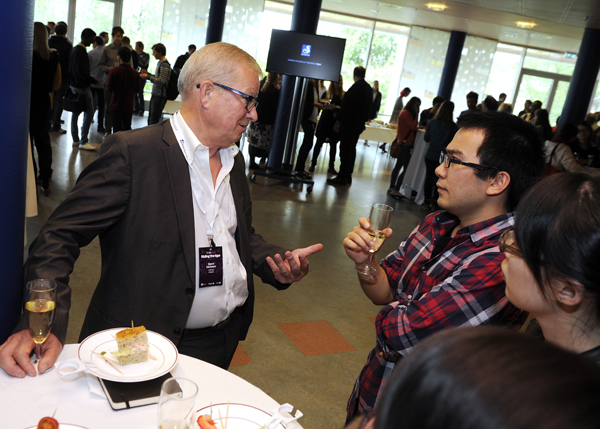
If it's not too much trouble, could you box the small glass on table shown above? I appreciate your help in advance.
[158,377,198,429]
[25,279,57,372]
[357,203,394,276]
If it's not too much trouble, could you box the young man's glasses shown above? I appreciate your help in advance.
[499,229,523,258]
[208,82,258,112]
[439,151,499,171]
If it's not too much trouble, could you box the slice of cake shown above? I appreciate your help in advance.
[112,326,149,365]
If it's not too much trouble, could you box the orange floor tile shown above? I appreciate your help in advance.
[230,345,252,366]
[278,320,356,356]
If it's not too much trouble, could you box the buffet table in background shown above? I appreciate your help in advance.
[0,344,303,429]
[359,123,397,145]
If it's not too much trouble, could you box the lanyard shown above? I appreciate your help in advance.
[170,114,229,244]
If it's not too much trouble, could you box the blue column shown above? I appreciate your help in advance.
[1,1,34,343]
[558,28,600,129]
[205,0,227,44]
[438,31,466,100]
[268,0,322,169]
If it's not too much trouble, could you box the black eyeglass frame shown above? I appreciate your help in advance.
[499,229,523,258]
[439,151,500,172]
[196,82,258,112]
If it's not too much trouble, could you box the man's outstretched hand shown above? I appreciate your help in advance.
[266,243,323,284]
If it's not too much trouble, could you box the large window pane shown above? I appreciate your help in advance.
[523,48,576,75]
[34,0,70,27]
[451,35,497,116]
[317,12,372,92]
[74,0,114,43]
[372,22,409,121]
[514,74,554,114]
[484,44,524,110]
[398,26,450,112]
[121,0,163,54]
[549,80,570,126]
[255,1,293,72]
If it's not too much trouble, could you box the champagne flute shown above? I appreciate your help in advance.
[357,203,393,275]
[25,279,57,370]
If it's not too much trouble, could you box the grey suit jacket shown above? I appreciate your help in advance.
[23,120,288,346]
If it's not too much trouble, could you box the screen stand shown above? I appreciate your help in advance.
[249,77,315,194]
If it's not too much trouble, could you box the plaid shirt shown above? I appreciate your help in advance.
[347,211,527,418]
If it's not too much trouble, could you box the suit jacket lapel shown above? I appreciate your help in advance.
[229,154,249,263]
[162,121,196,286]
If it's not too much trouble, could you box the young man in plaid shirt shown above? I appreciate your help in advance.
[343,111,546,420]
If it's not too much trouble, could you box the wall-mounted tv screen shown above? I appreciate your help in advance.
[266,29,346,82]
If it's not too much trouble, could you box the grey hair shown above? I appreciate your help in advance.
[178,42,262,102]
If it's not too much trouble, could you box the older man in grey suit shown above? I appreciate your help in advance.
[0,43,322,377]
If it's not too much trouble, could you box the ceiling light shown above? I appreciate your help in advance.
[427,3,446,12]
[530,33,552,39]
[516,21,536,29]
[370,9,380,13]
[504,33,519,38]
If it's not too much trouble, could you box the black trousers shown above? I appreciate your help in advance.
[295,119,316,172]
[338,127,362,179]
[111,110,133,133]
[148,95,167,125]
[177,308,245,370]
[30,101,53,189]
[423,157,439,204]
[91,87,105,129]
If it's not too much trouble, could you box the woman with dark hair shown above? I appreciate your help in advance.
[309,76,344,174]
[533,108,553,142]
[570,121,599,167]
[246,72,280,169]
[544,123,595,173]
[371,327,600,429]
[387,96,420,198]
[501,173,600,362]
[422,101,457,210]
[30,21,59,196]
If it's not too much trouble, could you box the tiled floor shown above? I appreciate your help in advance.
[28,112,426,429]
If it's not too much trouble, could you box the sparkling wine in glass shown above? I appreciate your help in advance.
[357,203,393,275]
[25,279,57,370]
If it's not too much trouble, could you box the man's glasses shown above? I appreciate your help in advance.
[439,151,500,171]
[499,229,523,258]
[201,82,258,112]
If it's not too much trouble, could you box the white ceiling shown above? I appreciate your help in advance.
[281,0,600,53]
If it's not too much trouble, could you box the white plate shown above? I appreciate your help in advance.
[78,328,178,382]
[26,425,88,429]
[195,403,286,428]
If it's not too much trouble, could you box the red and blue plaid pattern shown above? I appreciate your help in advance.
[346,211,527,419]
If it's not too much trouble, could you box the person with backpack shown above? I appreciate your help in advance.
[141,43,170,125]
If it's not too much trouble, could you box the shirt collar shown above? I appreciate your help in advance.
[433,211,515,246]
[173,111,239,166]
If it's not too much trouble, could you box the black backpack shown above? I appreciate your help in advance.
[166,67,180,101]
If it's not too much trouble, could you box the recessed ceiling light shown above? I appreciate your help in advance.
[516,21,536,29]
[427,3,447,12]
[530,33,552,39]
[504,33,519,38]
[370,9,380,13]
[375,1,402,9]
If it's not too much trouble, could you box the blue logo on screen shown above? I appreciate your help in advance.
[301,44,311,57]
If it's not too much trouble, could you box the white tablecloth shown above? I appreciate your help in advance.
[0,344,303,429]
[359,125,397,144]
[401,130,429,205]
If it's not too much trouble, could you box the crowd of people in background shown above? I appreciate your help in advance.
[30,20,200,197]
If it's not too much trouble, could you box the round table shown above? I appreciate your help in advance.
[0,344,303,429]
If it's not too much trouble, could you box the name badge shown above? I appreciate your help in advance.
[199,246,223,288]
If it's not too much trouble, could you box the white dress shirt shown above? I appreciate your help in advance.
[171,112,248,329]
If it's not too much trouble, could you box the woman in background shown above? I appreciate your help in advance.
[388,97,420,198]
[501,173,600,362]
[30,22,59,196]
[246,72,280,169]
[533,108,553,142]
[570,121,599,167]
[310,76,344,174]
[422,101,457,210]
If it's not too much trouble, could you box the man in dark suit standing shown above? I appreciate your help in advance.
[0,42,322,377]
[328,66,372,186]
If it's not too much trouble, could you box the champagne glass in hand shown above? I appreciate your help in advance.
[25,279,57,371]
[357,203,393,275]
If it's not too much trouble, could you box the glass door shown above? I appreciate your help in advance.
[514,69,570,125]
